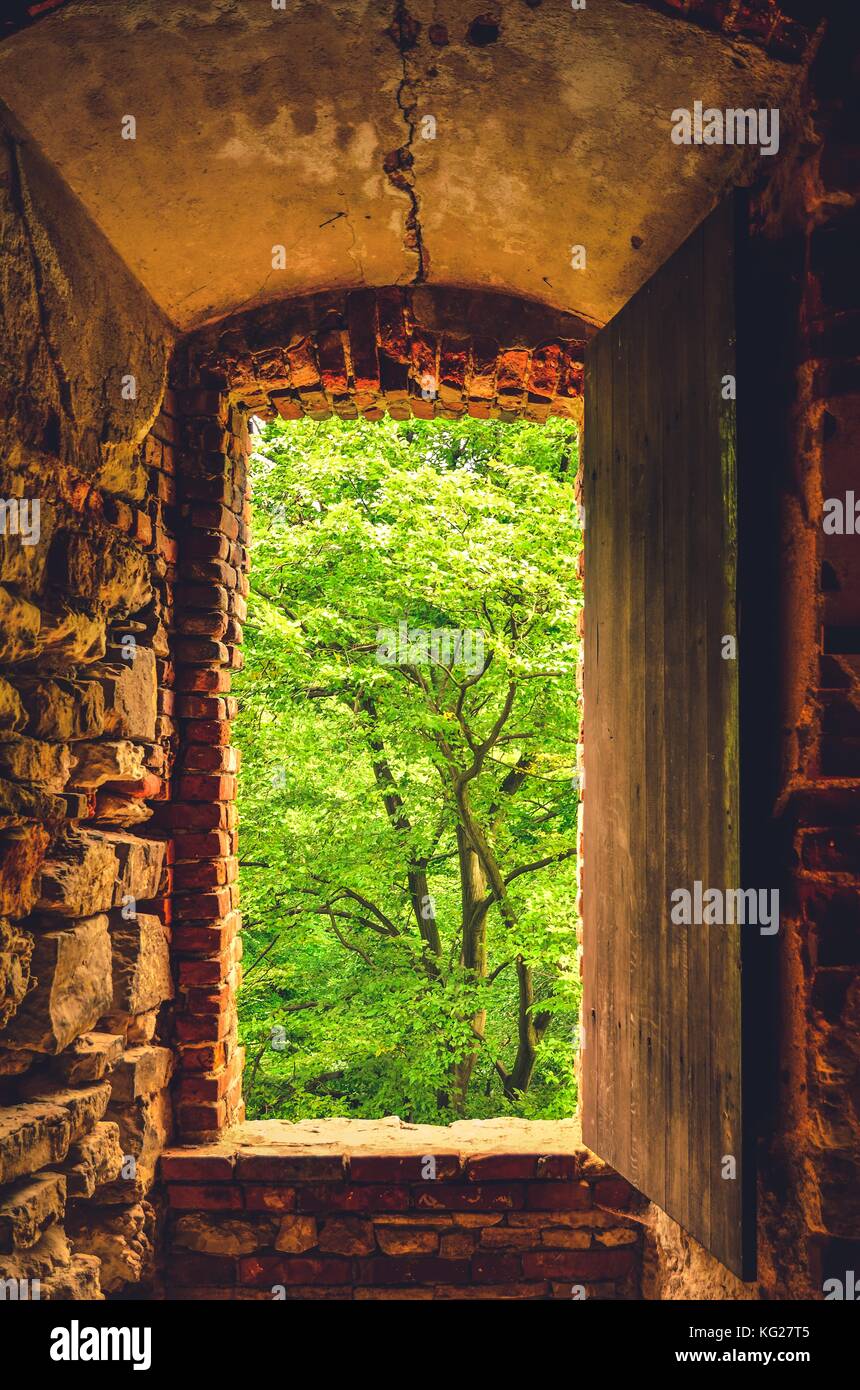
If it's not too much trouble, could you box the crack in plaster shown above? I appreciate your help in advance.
[388,1,427,285]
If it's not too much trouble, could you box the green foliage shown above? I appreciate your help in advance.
[235,414,582,1123]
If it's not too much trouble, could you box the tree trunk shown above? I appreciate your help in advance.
[452,824,488,1112]
[453,780,550,1100]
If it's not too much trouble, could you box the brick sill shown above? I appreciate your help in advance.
[161,1114,628,1186]
[160,1117,643,1299]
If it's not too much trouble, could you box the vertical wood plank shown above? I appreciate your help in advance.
[582,192,749,1277]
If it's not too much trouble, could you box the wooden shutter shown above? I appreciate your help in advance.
[581,192,755,1278]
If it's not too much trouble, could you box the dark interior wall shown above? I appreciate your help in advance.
[0,106,177,1297]
[643,12,860,1299]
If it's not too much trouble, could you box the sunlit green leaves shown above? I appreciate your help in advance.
[236,414,582,1123]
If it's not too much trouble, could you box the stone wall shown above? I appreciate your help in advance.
[161,1119,644,1300]
[0,108,176,1298]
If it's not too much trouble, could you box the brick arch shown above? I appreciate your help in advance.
[177,285,592,425]
[163,283,592,1144]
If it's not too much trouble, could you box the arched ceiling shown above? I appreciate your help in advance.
[0,0,808,333]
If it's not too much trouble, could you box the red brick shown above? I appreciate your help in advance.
[176,1099,227,1134]
[174,886,234,921]
[174,828,234,859]
[155,802,237,832]
[355,1257,471,1286]
[526,1182,591,1211]
[174,1008,236,1043]
[184,980,236,1015]
[242,1187,298,1213]
[172,914,240,954]
[183,719,233,746]
[239,1256,351,1287]
[177,1040,229,1072]
[348,1154,460,1182]
[471,1253,523,1282]
[175,1053,243,1103]
[176,774,237,802]
[298,1184,410,1213]
[522,1248,636,1280]
[160,1150,236,1181]
[593,1177,637,1210]
[464,1155,538,1181]
[237,1153,344,1182]
[175,668,232,695]
[171,1253,236,1286]
[177,957,232,988]
[414,1184,524,1212]
[167,1183,243,1211]
[537,1155,581,1180]
[176,694,237,719]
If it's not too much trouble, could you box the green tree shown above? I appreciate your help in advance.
[235,414,582,1123]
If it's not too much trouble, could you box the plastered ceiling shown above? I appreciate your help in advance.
[0,0,804,332]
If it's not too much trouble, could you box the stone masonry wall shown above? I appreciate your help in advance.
[0,108,176,1299]
[161,1119,644,1301]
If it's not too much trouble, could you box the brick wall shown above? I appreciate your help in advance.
[154,374,251,1141]
[161,1120,643,1300]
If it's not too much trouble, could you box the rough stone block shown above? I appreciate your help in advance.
[174,1213,278,1256]
[0,737,71,793]
[0,778,67,830]
[101,1088,172,1200]
[94,793,154,825]
[69,741,146,790]
[110,912,173,1015]
[1,918,112,1053]
[10,677,105,741]
[0,675,26,734]
[317,1216,375,1255]
[51,1031,124,1085]
[36,830,119,917]
[95,648,158,741]
[40,1251,102,1301]
[101,832,165,906]
[67,1200,153,1294]
[376,1225,439,1256]
[0,1101,72,1185]
[109,1044,173,1103]
[0,1223,74,1290]
[0,585,40,662]
[0,1171,66,1252]
[273,1214,318,1254]
[0,826,51,916]
[60,531,152,616]
[38,607,106,669]
[62,1120,124,1198]
[0,916,34,1028]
